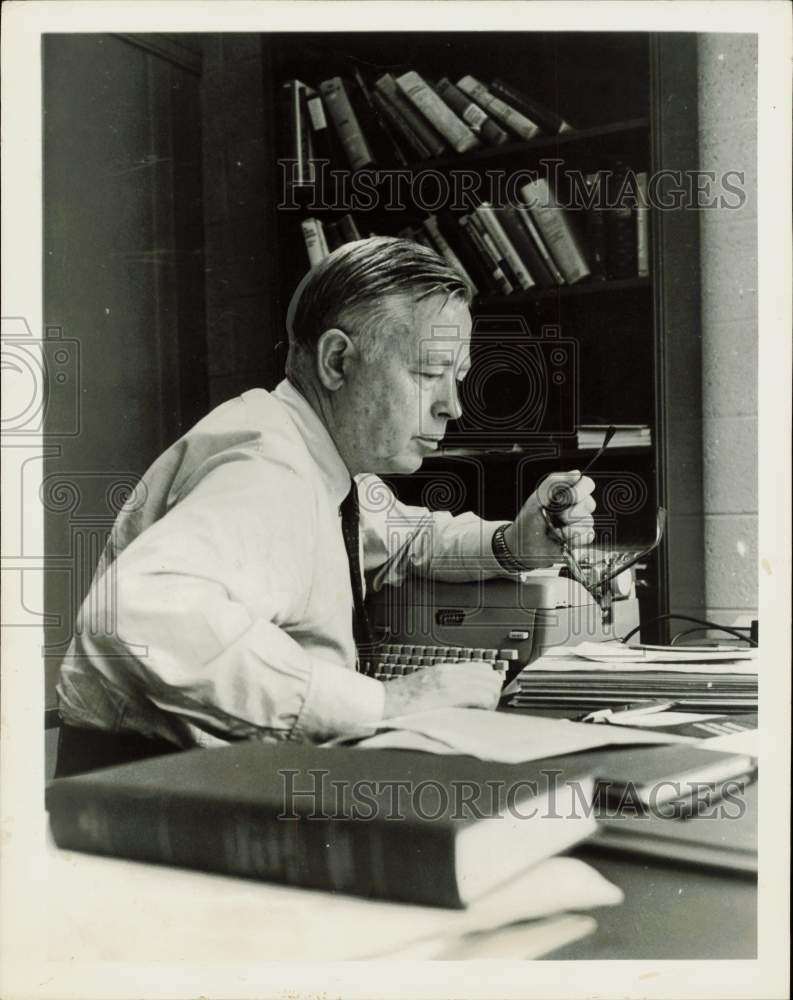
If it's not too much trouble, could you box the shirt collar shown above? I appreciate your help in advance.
[273,379,351,508]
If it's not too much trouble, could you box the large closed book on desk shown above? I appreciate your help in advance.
[46,741,596,908]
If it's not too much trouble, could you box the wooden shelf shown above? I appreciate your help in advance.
[424,444,654,461]
[423,117,650,172]
[476,276,651,308]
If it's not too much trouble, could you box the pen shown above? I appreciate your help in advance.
[576,699,677,724]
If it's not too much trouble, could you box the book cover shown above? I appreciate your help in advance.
[583,172,608,280]
[46,741,595,908]
[396,71,480,155]
[337,213,362,244]
[305,87,344,170]
[458,214,512,295]
[512,204,566,285]
[464,213,515,294]
[301,217,329,265]
[519,178,591,284]
[422,214,478,296]
[280,79,314,188]
[324,219,343,252]
[435,77,510,147]
[371,89,431,160]
[499,205,556,287]
[352,69,409,167]
[457,75,541,142]
[490,78,573,135]
[436,210,499,295]
[475,202,535,290]
[605,165,638,279]
[375,73,447,158]
[319,77,376,171]
[636,170,650,277]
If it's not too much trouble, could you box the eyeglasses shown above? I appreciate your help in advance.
[537,426,666,623]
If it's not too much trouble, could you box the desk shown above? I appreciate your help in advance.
[550,848,756,959]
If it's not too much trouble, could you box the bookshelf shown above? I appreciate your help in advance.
[257,32,702,640]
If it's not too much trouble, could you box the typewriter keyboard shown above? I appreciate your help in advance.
[359,643,519,681]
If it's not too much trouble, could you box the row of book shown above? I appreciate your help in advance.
[300,174,649,295]
[282,71,572,178]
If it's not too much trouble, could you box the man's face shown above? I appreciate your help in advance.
[337,294,473,475]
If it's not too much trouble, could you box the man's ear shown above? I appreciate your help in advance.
[316,328,356,391]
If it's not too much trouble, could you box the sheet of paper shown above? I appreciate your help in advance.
[354,707,693,763]
[562,641,758,665]
[605,711,722,728]
[520,652,758,675]
[698,728,760,758]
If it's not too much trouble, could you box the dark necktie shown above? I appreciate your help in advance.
[340,483,374,660]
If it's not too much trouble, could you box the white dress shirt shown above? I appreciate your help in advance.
[57,380,510,747]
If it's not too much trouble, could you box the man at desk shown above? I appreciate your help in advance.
[56,237,596,773]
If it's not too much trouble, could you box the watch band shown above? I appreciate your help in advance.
[491,523,531,573]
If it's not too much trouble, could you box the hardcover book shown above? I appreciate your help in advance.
[475,202,535,290]
[46,742,596,909]
[490,78,573,135]
[435,77,510,147]
[457,75,542,142]
[374,73,447,158]
[396,70,481,154]
[319,77,376,171]
[519,178,591,284]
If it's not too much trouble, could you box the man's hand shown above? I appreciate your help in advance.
[503,470,596,568]
[382,662,503,718]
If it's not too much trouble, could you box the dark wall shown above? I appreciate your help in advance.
[199,34,282,404]
[43,33,207,704]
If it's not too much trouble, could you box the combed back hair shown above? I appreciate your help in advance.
[285,236,472,368]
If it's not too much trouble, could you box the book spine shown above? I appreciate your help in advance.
[399,224,436,252]
[337,213,362,243]
[319,77,375,171]
[463,213,514,294]
[498,205,555,287]
[490,78,572,135]
[324,220,343,251]
[435,78,509,147]
[371,90,431,160]
[605,166,638,280]
[475,203,535,290]
[636,171,650,277]
[46,783,464,908]
[301,217,329,265]
[519,178,591,284]
[305,89,337,168]
[512,204,565,285]
[457,75,541,141]
[584,172,608,281]
[436,211,498,295]
[352,68,409,167]
[281,80,312,187]
[396,71,480,154]
[375,74,447,157]
[422,214,478,296]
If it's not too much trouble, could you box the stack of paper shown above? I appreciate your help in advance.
[506,642,758,712]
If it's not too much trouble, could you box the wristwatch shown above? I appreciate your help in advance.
[491,523,531,573]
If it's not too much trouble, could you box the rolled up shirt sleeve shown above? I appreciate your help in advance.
[61,457,385,744]
[358,474,513,588]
